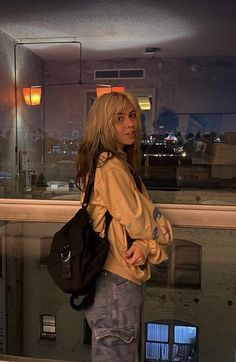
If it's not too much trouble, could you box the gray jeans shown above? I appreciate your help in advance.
[85,271,143,362]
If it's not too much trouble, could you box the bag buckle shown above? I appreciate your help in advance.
[61,245,72,280]
[61,245,71,262]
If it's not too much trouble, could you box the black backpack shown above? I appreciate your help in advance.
[47,179,111,310]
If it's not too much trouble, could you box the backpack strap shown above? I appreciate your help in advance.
[82,177,94,208]
[82,175,112,233]
[81,166,112,227]
[83,167,136,247]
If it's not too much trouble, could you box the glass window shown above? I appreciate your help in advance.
[145,322,198,362]
[2,72,236,205]
[142,112,236,205]
[0,220,235,361]
[147,323,169,342]
[146,323,169,361]
[174,325,196,344]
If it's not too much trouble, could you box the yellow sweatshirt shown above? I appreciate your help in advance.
[86,153,173,285]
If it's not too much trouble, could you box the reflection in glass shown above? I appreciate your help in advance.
[149,239,201,288]
[0,222,235,361]
[141,112,236,205]
[1,100,236,204]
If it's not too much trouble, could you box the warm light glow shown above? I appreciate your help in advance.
[138,96,151,110]
[96,86,125,97]
[96,87,111,97]
[23,86,42,105]
[111,86,125,93]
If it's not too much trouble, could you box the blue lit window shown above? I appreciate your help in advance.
[145,321,198,361]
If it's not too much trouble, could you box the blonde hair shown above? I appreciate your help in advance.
[76,91,142,187]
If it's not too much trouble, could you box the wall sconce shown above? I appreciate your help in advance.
[96,87,111,97]
[138,96,151,110]
[96,86,125,97]
[23,86,42,105]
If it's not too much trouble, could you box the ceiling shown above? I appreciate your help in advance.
[0,0,236,61]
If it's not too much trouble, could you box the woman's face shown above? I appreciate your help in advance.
[114,102,138,148]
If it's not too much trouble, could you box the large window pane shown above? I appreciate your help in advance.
[142,112,236,205]
[0,216,235,362]
[147,323,169,342]
[174,325,196,344]
[2,85,236,205]
[146,341,169,361]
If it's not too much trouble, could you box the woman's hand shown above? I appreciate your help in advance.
[123,244,145,266]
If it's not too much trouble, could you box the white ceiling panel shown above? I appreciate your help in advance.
[0,0,236,60]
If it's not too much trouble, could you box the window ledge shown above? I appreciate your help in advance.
[0,199,235,229]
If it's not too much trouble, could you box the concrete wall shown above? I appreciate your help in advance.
[45,56,236,127]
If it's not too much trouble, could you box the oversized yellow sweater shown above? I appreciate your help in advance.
[86,154,173,285]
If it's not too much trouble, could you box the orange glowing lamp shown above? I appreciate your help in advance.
[23,86,42,106]
[96,86,125,97]
[111,86,125,93]
[96,87,111,97]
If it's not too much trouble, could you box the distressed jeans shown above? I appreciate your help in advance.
[85,271,143,362]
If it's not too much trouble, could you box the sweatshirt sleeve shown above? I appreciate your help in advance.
[134,214,173,264]
[95,163,158,241]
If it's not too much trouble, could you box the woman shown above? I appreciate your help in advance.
[76,92,172,362]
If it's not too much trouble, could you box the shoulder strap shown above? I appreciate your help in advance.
[82,174,112,236]
[82,154,101,208]
[82,177,93,208]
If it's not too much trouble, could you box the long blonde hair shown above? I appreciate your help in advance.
[76,91,142,188]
